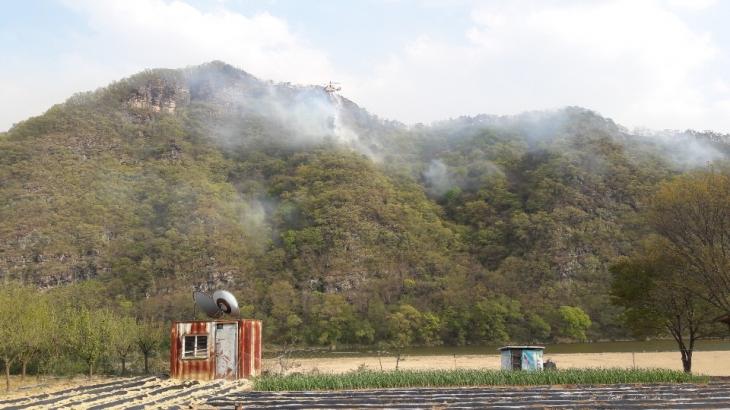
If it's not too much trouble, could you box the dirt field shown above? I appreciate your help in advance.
[0,351,726,408]
[272,350,730,376]
[211,383,730,409]
[4,377,730,409]
[0,376,251,409]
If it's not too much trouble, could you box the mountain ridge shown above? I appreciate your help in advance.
[1,61,727,345]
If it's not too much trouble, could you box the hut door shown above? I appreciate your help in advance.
[512,350,522,370]
[215,323,238,379]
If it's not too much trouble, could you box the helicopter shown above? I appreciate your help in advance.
[323,81,341,94]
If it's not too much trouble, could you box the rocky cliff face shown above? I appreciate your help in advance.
[127,78,190,113]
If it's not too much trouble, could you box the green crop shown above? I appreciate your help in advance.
[253,368,708,391]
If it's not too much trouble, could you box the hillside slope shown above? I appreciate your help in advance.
[1,61,727,345]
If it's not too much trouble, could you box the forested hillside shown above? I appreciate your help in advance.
[1,61,728,347]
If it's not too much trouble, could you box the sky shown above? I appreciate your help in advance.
[1,0,729,133]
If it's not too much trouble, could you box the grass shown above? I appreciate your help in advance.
[253,368,709,391]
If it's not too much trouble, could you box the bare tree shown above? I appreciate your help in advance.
[109,316,139,375]
[137,320,164,374]
[650,169,730,315]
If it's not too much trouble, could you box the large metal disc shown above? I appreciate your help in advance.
[194,291,223,318]
[213,290,240,316]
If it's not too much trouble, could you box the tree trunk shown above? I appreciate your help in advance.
[143,353,149,374]
[4,360,10,392]
[121,357,126,376]
[21,360,27,381]
[88,362,94,378]
[681,349,692,373]
[669,325,696,374]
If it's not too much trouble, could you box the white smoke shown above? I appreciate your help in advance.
[238,196,275,252]
[330,95,358,145]
[205,76,370,156]
[423,159,453,196]
[633,128,725,169]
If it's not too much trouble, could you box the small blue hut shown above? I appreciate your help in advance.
[499,346,545,371]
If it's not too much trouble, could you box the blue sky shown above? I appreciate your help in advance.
[2,0,730,132]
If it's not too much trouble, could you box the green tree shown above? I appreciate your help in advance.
[137,319,165,374]
[16,292,53,380]
[66,307,113,378]
[470,299,514,344]
[557,306,592,342]
[419,312,443,346]
[267,280,302,344]
[611,239,722,372]
[525,313,552,343]
[305,293,354,350]
[0,284,30,390]
[109,316,139,375]
[35,309,63,381]
[385,304,423,370]
[650,169,730,317]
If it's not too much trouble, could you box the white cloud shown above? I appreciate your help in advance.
[666,0,717,12]
[2,0,729,133]
[0,0,339,130]
[60,0,337,84]
[350,0,730,132]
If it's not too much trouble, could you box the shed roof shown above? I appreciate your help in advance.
[172,319,241,324]
[498,345,545,351]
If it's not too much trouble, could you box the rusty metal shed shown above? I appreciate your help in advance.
[170,319,262,380]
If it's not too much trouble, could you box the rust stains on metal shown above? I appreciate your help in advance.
[238,319,262,378]
[170,319,262,381]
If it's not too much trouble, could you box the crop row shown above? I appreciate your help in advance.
[253,368,708,391]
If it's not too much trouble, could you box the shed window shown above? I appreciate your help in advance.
[183,335,208,359]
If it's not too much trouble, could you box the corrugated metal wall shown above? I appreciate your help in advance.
[238,319,262,378]
[170,321,215,380]
[170,319,262,380]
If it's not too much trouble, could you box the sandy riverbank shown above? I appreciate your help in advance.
[265,350,730,376]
